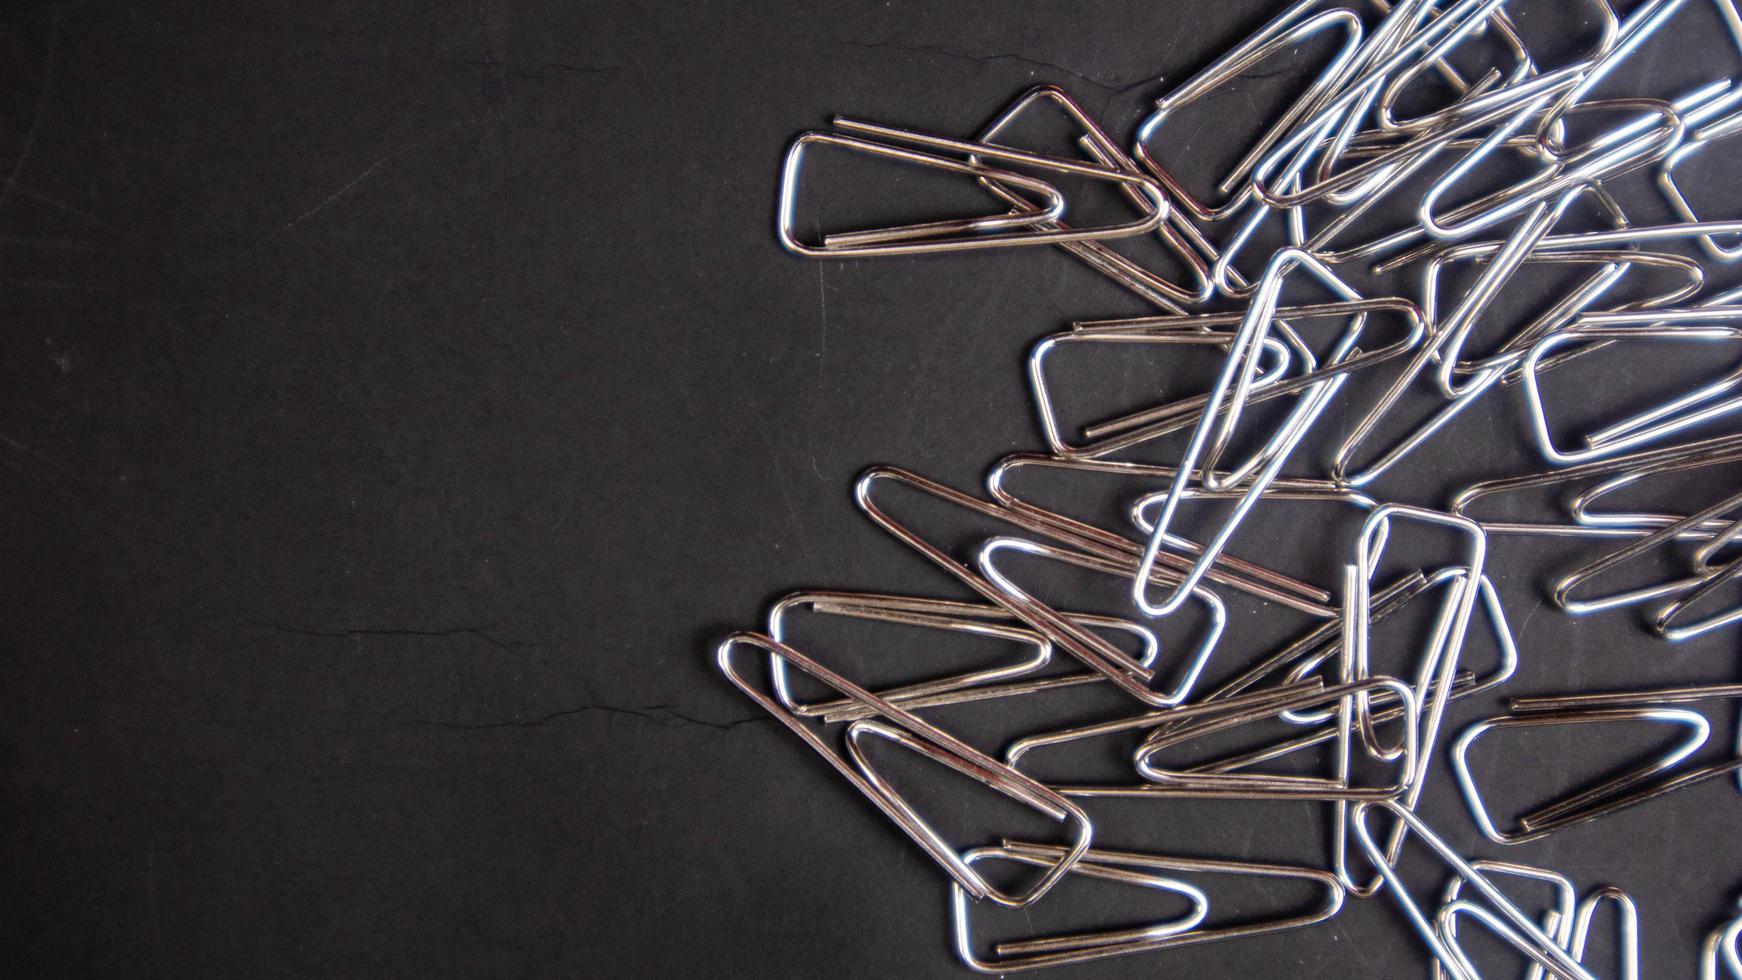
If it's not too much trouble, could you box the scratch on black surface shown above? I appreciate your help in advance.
[1512,594,1548,648]
[6,182,121,234]
[0,428,73,482]
[814,262,828,382]
[254,116,482,247]
[756,429,815,562]
[408,703,769,732]
[0,10,62,216]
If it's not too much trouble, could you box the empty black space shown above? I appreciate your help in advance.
[2,1,1739,977]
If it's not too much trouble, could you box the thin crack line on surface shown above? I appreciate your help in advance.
[442,59,625,79]
[832,37,1154,98]
[252,620,535,653]
[0,277,108,290]
[407,702,770,732]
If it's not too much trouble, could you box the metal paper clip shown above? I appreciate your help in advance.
[975,536,1224,706]
[1031,298,1424,464]
[1450,433,1742,538]
[1028,324,1296,459]
[1278,568,1516,729]
[1553,488,1742,615]
[1658,108,1742,262]
[1161,672,1476,790]
[1437,901,1585,980]
[767,592,1051,716]
[1433,860,1577,980]
[1519,318,1742,465]
[1361,87,1681,258]
[766,591,1165,723]
[1705,898,1742,980]
[1351,800,1597,980]
[716,632,1092,906]
[859,466,1225,706]
[1001,679,1326,779]
[1330,190,1585,487]
[1128,480,1383,612]
[1531,0,1692,148]
[1128,676,1421,801]
[1513,682,1742,794]
[1134,249,1369,616]
[1349,506,1487,756]
[1570,433,1742,534]
[1248,0,1512,200]
[1133,3,1367,222]
[948,844,1207,974]
[1371,1,1535,137]
[1451,701,1742,843]
[975,85,1213,308]
[776,119,1168,256]
[1364,0,1535,101]
[1332,563,1514,898]
[984,453,1338,615]
[1422,248,1704,387]
[952,841,1343,973]
[1569,886,1640,980]
[778,132,1059,255]
[1431,189,1597,398]
[1653,521,1742,640]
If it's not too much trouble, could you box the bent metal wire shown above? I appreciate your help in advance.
[727,0,1742,973]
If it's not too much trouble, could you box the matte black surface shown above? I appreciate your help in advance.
[2,1,1739,976]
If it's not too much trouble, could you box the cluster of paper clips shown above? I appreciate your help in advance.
[724,1,1742,975]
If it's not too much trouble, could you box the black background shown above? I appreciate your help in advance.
[3,1,1740,976]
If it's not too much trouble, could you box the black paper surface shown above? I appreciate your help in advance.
[3,1,1739,976]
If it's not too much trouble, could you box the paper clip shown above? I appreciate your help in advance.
[716,631,1092,906]
[1519,315,1742,466]
[984,453,1338,615]
[948,844,1206,973]
[975,85,1213,308]
[1452,691,1742,843]
[1705,897,1742,980]
[1658,109,1742,262]
[1126,676,1421,801]
[1511,682,1742,794]
[951,841,1343,973]
[1433,860,1576,980]
[776,119,1168,256]
[1030,298,1424,464]
[975,536,1224,706]
[1133,3,1367,222]
[1133,249,1368,616]
[1569,886,1641,980]
[765,591,1163,721]
[1351,800,1597,980]
[1553,488,1742,616]
[1450,433,1742,538]
[858,466,1228,706]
